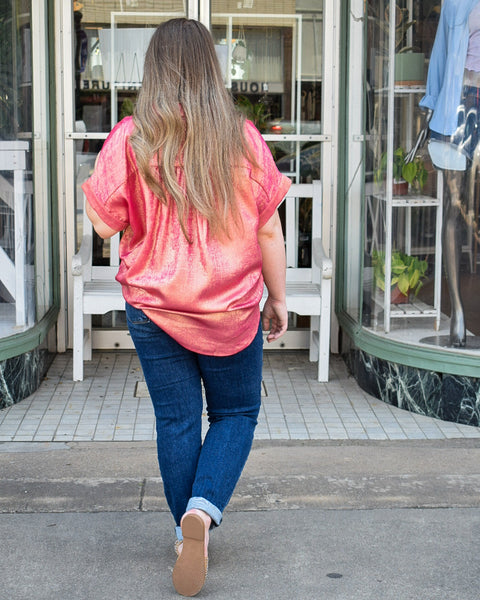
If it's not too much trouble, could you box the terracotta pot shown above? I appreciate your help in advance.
[391,286,410,304]
[393,179,408,195]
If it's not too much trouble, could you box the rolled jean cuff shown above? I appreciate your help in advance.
[186,497,222,527]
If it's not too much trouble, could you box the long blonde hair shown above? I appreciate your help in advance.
[130,18,256,241]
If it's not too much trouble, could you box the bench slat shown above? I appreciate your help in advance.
[261,283,322,315]
[83,281,124,314]
[82,281,324,316]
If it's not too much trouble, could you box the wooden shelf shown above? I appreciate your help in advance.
[372,292,438,319]
[373,193,441,207]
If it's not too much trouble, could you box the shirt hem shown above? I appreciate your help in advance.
[141,305,262,357]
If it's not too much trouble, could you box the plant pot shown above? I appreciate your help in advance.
[395,52,425,86]
[391,287,410,304]
[393,179,408,195]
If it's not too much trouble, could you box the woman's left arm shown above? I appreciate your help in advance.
[257,209,288,342]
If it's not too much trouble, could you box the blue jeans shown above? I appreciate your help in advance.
[125,302,262,540]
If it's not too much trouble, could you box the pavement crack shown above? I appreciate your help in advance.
[138,478,147,511]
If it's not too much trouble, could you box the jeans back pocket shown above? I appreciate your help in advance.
[125,302,151,325]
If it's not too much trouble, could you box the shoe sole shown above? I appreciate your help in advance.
[172,513,208,597]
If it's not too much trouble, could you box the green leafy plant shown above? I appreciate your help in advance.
[119,97,135,120]
[235,95,271,132]
[374,147,428,191]
[372,250,428,297]
[402,154,428,191]
[392,146,407,181]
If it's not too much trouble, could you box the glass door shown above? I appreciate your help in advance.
[60,1,191,350]
[59,0,338,351]
[209,0,338,348]
[211,4,325,183]
[70,3,190,238]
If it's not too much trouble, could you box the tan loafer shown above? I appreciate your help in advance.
[172,512,209,597]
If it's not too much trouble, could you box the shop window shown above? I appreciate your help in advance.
[344,0,480,354]
[0,1,53,340]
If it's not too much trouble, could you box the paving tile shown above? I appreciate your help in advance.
[2,351,480,442]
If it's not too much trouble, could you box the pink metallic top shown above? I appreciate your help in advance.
[82,117,291,355]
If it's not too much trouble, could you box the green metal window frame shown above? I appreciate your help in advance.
[335,1,480,379]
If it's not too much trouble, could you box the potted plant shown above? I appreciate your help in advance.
[235,95,271,133]
[375,147,428,195]
[372,249,428,304]
[402,152,428,193]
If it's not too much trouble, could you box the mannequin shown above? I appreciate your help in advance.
[407,0,480,347]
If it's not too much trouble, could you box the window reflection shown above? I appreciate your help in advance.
[0,2,35,338]
[73,1,324,329]
[344,0,480,352]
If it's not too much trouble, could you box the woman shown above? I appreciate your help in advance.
[82,18,290,597]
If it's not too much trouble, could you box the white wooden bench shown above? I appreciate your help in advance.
[72,180,332,381]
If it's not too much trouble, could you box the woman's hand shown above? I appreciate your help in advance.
[262,295,288,342]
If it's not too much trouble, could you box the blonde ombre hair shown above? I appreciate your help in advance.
[130,18,256,241]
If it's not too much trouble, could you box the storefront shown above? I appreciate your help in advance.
[0,0,58,405]
[1,1,479,424]
[0,0,338,406]
[60,0,338,356]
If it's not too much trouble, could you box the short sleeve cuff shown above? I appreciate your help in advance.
[258,174,291,228]
[82,179,128,233]
[419,95,436,111]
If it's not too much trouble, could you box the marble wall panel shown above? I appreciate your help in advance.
[346,349,480,427]
[0,349,53,409]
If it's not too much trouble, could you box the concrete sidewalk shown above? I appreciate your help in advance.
[3,508,478,600]
[1,439,480,599]
[2,350,480,598]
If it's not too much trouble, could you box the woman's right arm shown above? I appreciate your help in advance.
[86,199,119,239]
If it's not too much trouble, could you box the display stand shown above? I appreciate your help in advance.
[374,0,443,334]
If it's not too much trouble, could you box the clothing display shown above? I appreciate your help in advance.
[420,0,479,136]
[466,2,480,71]
[429,84,480,169]
[421,0,480,170]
